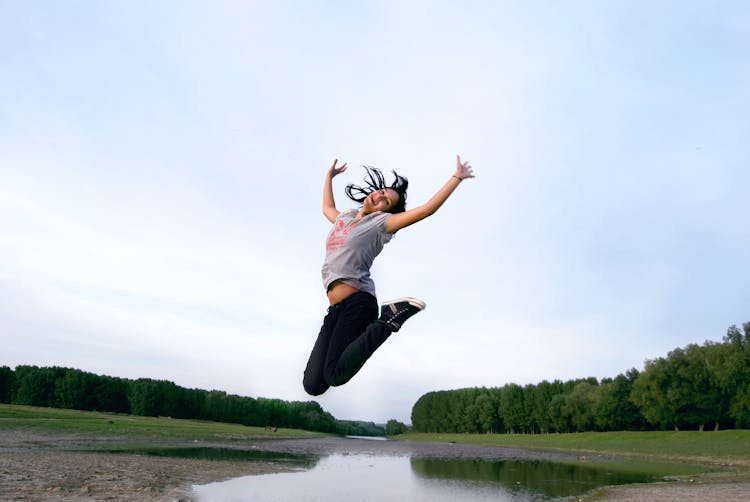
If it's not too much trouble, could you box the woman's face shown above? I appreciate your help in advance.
[363,188,400,214]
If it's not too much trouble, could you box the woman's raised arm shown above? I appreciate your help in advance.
[385,155,474,233]
[323,159,348,223]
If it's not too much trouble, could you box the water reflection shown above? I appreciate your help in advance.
[411,458,657,499]
[193,453,658,501]
[98,447,317,468]
[194,454,504,501]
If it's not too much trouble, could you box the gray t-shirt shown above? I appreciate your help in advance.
[321,208,394,297]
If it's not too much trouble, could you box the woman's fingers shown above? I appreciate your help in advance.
[460,158,475,178]
[329,159,348,175]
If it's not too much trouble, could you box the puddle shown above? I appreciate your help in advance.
[192,453,660,501]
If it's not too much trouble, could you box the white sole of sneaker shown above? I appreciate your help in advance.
[381,297,426,310]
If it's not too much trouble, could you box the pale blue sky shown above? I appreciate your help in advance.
[2,1,748,423]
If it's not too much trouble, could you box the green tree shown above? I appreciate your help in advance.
[385,419,409,435]
[521,384,540,434]
[55,369,98,410]
[681,343,723,430]
[564,381,599,432]
[0,366,14,403]
[433,391,453,432]
[594,371,646,431]
[730,384,750,427]
[258,398,289,427]
[128,378,167,416]
[527,380,560,434]
[723,323,750,427]
[498,384,525,433]
[93,375,131,413]
[631,347,713,430]
[460,388,481,433]
[12,366,66,407]
[631,355,676,429]
[476,392,499,433]
[410,392,431,432]
[548,393,570,432]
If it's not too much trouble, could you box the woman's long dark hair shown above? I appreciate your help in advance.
[345,166,408,213]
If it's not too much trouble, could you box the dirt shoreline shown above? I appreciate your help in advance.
[1,430,749,501]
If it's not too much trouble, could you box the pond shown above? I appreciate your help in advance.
[191,451,659,501]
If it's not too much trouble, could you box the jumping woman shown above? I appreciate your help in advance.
[303,155,475,396]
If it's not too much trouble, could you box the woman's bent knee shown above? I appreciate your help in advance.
[303,376,328,396]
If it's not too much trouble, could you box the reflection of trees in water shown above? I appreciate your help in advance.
[100,447,320,469]
[410,458,654,498]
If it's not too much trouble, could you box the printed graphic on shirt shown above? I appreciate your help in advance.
[326,218,360,252]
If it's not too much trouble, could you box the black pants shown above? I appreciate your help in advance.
[303,291,392,396]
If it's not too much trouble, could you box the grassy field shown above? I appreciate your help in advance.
[0,403,325,443]
[401,430,750,467]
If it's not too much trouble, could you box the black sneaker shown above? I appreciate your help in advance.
[379,297,426,332]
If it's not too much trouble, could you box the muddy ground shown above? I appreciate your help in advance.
[1,429,749,501]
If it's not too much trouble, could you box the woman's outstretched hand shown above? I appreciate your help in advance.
[455,155,474,180]
[328,158,348,178]
[323,159,347,222]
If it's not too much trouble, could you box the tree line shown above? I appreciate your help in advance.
[0,365,384,435]
[412,322,750,433]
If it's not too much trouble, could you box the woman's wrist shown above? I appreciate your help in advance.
[452,175,463,182]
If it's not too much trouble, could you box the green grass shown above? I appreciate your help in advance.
[0,404,325,443]
[400,430,750,466]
